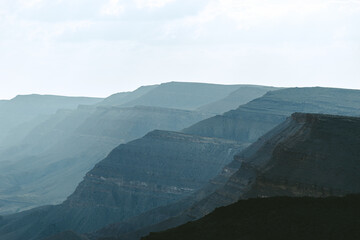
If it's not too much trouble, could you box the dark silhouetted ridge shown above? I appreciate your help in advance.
[143,195,360,240]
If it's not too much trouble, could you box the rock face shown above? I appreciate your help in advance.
[188,113,360,218]
[142,195,360,240]
[0,131,243,240]
[99,113,360,240]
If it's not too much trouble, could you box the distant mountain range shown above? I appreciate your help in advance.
[0,82,273,215]
[0,94,103,149]
[1,84,360,240]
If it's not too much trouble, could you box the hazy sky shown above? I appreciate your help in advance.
[0,0,359,99]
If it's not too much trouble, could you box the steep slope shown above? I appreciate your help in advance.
[187,113,360,218]
[120,82,242,110]
[0,94,102,148]
[0,106,210,215]
[197,85,278,114]
[139,113,360,238]
[4,87,360,240]
[0,131,243,240]
[97,112,360,240]
[143,195,360,240]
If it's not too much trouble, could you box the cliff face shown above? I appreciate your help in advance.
[88,87,360,240]
[105,113,360,240]
[188,113,360,218]
[0,131,242,240]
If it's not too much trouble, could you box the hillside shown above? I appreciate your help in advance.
[0,131,243,240]
[0,106,210,215]
[143,195,360,240]
[97,112,360,240]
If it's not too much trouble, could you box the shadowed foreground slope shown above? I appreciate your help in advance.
[143,195,360,240]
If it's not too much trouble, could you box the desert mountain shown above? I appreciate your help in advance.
[0,83,270,215]
[91,88,360,240]
[121,113,360,240]
[0,131,243,240]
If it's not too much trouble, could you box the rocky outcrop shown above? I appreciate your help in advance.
[105,113,360,240]
[187,113,360,218]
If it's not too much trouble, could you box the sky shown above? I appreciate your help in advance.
[0,0,359,99]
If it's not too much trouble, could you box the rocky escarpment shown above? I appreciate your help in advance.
[143,195,360,240]
[187,113,360,218]
[0,131,243,240]
[106,113,360,240]
[86,87,360,240]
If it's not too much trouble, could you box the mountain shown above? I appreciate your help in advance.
[123,113,360,240]
[0,82,273,215]
[0,131,243,240]
[0,106,210,215]
[143,194,360,240]
[187,113,360,218]
[184,87,360,142]
[0,94,102,148]
[197,85,279,114]
[91,87,360,240]
[4,87,360,240]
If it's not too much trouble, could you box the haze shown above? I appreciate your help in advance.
[0,0,359,99]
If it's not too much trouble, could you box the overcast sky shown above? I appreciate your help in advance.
[0,0,359,99]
